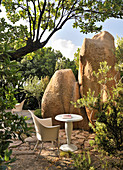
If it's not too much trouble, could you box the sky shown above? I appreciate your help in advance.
[1,5,123,61]
[46,18,123,60]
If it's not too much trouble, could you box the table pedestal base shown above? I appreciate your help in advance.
[60,144,77,152]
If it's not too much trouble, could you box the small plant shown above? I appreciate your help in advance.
[34,109,42,118]
[72,151,94,170]
[60,150,72,158]
[0,149,16,170]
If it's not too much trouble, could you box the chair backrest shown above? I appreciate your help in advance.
[28,110,50,140]
[19,100,25,110]
[12,99,25,112]
[28,110,59,142]
[28,110,52,126]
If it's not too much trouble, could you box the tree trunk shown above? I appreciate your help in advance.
[8,40,45,59]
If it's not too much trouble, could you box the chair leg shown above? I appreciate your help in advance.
[39,142,43,155]
[57,139,60,157]
[33,140,39,151]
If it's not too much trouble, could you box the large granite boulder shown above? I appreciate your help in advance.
[41,69,89,130]
[78,31,119,121]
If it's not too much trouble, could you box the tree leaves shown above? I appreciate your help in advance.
[1,0,122,58]
[23,75,49,108]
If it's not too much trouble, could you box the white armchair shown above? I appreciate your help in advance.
[28,110,60,156]
[11,100,25,115]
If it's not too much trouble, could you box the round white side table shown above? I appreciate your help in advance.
[55,114,83,152]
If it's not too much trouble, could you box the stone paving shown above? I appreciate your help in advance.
[10,129,96,170]
[7,110,97,169]
[9,110,95,154]
[6,110,121,169]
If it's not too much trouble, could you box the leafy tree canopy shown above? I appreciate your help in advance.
[23,75,49,108]
[1,0,122,59]
[18,46,77,80]
[55,56,78,78]
[19,47,63,79]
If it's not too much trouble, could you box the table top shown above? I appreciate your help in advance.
[55,114,83,122]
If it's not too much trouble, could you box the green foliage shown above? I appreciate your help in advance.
[34,109,42,118]
[23,76,49,108]
[19,47,63,79]
[0,111,31,169]
[55,57,78,79]
[71,89,97,110]
[0,17,28,53]
[91,80,123,154]
[0,148,16,170]
[72,61,123,155]
[2,0,122,34]
[60,151,72,158]
[0,46,21,111]
[115,36,123,64]
[93,61,113,87]
[115,36,123,77]
[0,45,31,169]
[72,151,94,170]
[1,0,122,58]
[74,48,80,71]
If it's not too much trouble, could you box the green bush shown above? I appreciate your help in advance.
[34,109,42,118]
[23,76,49,109]
[0,45,31,169]
[72,61,123,155]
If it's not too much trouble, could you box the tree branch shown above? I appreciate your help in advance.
[54,0,62,26]
[26,0,33,38]
[39,9,50,41]
[36,0,47,40]
[32,0,37,40]
[8,41,44,59]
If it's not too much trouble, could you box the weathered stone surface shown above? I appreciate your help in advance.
[25,136,37,143]
[41,69,89,130]
[9,140,22,148]
[79,31,119,122]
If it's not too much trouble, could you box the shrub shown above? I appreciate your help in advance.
[34,109,42,118]
[72,61,123,155]
[23,76,49,109]
[0,46,31,169]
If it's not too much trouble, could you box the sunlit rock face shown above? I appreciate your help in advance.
[41,69,89,130]
[41,31,119,130]
[79,31,120,121]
